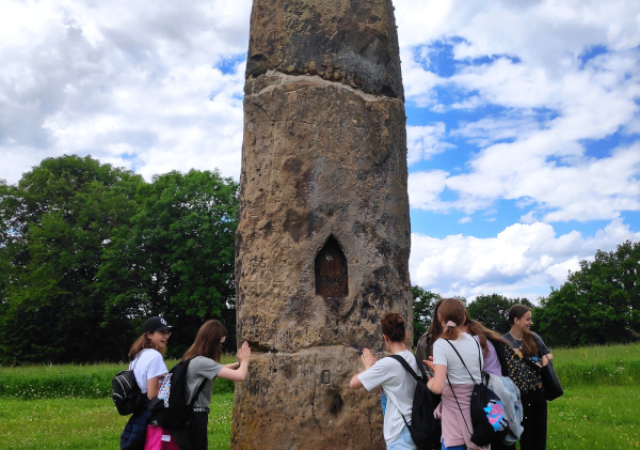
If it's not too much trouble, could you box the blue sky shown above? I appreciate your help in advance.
[1,0,639,302]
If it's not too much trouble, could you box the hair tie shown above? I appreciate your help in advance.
[446,321,457,328]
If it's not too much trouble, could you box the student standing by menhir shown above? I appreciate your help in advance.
[503,304,553,450]
[121,316,172,450]
[172,320,251,450]
[350,312,418,449]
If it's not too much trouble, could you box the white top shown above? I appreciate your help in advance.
[359,350,418,446]
[433,332,483,385]
[129,349,168,393]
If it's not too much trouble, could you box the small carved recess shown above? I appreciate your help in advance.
[315,236,348,297]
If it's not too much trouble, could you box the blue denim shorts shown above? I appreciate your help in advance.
[441,441,466,450]
[387,424,417,450]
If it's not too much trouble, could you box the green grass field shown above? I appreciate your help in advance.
[0,344,638,449]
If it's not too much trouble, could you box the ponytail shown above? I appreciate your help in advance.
[466,319,508,357]
[437,298,466,341]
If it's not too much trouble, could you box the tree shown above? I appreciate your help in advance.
[535,241,640,347]
[0,156,144,363]
[466,294,534,334]
[412,286,440,344]
[97,169,239,355]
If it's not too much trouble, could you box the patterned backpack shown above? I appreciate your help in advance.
[491,339,541,395]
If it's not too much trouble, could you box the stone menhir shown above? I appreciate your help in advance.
[231,0,412,448]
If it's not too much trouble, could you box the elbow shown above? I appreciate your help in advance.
[349,375,362,389]
[429,385,443,395]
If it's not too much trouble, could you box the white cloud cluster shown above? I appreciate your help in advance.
[407,123,452,164]
[395,0,640,224]
[410,219,640,301]
[0,0,252,184]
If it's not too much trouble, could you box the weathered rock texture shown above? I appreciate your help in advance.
[232,1,411,448]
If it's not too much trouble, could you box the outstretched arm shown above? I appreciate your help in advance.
[218,342,251,382]
[349,348,376,389]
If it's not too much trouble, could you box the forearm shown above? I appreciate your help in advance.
[350,373,364,389]
[219,360,249,382]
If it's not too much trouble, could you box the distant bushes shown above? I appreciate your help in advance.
[0,358,235,400]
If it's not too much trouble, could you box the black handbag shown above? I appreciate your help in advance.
[540,358,563,401]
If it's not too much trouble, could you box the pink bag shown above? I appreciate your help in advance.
[144,425,180,450]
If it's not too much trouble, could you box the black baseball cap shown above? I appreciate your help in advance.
[143,316,173,334]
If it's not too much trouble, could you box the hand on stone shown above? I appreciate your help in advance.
[237,341,251,363]
[361,348,376,370]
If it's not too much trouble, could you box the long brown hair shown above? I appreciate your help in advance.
[182,320,227,362]
[466,319,508,357]
[425,298,445,356]
[438,298,466,341]
[128,332,167,360]
[508,304,538,357]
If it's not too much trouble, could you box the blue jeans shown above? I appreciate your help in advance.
[441,442,466,450]
[387,424,417,450]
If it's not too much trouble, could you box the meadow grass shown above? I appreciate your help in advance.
[0,344,638,449]
[0,357,236,400]
[0,393,234,449]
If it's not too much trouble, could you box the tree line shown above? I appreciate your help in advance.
[412,240,640,348]
[1,156,638,365]
[0,155,238,364]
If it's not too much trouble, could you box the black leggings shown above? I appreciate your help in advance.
[172,412,209,450]
[519,400,547,450]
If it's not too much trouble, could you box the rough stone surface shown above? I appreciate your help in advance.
[232,1,411,448]
[246,0,404,99]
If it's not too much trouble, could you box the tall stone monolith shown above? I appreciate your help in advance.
[231,1,412,448]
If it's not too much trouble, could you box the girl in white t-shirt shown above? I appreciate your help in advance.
[350,312,418,449]
[427,298,488,450]
[120,316,172,450]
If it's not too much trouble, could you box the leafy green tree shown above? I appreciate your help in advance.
[0,156,143,363]
[97,169,239,355]
[467,294,533,334]
[535,241,640,347]
[412,286,440,344]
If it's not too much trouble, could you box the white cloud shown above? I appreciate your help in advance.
[0,0,252,184]
[397,0,640,223]
[407,123,453,165]
[410,219,640,301]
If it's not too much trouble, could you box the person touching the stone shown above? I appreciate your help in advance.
[172,320,251,450]
[350,312,418,449]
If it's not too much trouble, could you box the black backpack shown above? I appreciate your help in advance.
[112,357,146,416]
[445,339,508,447]
[389,354,442,450]
[148,358,208,429]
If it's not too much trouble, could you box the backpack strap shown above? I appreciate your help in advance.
[185,358,210,408]
[387,354,426,432]
[444,339,482,385]
[446,372,472,436]
[389,353,428,382]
